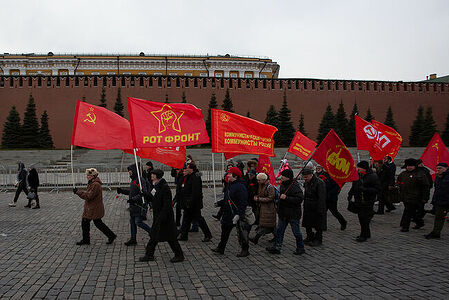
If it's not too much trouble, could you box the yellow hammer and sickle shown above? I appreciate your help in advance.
[84,108,96,124]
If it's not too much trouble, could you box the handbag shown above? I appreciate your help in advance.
[347,200,359,214]
[27,192,36,200]
[244,206,256,225]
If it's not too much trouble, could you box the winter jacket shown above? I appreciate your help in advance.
[17,163,27,184]
[76,176,105,220]
[376,164,395,192]
[243,175,258,210]
[278,179,303,221]
[218,179,248,226]
[432,170,449,206]
[317,170,339,203]
[348,169,381,208]
[255,182,276,228]
[302,175,327,229]
[177,171,203,211]
[418,166,433,190]
[120,164,150,218]
[397,168,430,204]
[148,178,177,242]
[27,168,39,190]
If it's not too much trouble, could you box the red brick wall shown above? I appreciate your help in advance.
[0,76,448,148]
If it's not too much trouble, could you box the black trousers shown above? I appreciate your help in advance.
[218,222,249,251]
[145,238,183,258]
[81,218,115,242]
[377,192,396,213]
[27,188,40,206]
[306,227,323,242]
[13,182,28,202]
[180,208,212,239]
[174,196,182,226]
[326,200,347,226]
[357,213,373,238]
[400,202,422,229]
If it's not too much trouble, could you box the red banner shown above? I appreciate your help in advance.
[288,131,317,160]
[313,129,358,187]
[127,97,210,148]
[257,155,277,186]
[124,147,186,169]
[211,109,277,156]
[355,116,402,160]
[72,101,133,150]
[420,133,449,178]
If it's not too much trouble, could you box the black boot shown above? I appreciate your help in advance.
[170,255,185,263]
[76,240,90,245]
[124,238,137,246]
[211,247,224,255]
[249,234,261,245]
[236,249,249,257]
[139,255,154,262]
[303,232,315,244]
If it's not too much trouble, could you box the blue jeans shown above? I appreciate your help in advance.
[130,215,151,239]
[275,217,304,251]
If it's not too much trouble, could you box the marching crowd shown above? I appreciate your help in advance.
[8,154,449,263]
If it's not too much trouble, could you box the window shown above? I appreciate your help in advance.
[76,71,84,75]
[91,72,99,75]
[260,74,267,78]
[200,73,208,77]
[154,72,162,76]
[123,72,131,75]
[11,71,19,76]
[138,72,147,75]
[230,73,238,78]
[60,71,67,75]
[245,74,253,78]
[107,72,115,75]
[184,73,192,76]
[169,72,178,76]
[215,73,222,78]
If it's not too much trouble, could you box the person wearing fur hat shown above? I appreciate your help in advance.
[139,169,184,263]
[249,173,276,245]
[266,168,305,255]
[348,161,381,242]
[397,158,430,232]
[301,168,327,246]
[212,167,250,257]
[73,168,117,245]
[425,163,449,239]
[117,163,152,246]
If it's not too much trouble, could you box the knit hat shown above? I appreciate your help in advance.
[85,168,98,176]
[301,168,313,175]
[256,173,268,181]
[357,161,369,170]
[228,167,242,178]
[437,162,448,168]
[281,169,294,179]
[151,169,164,179]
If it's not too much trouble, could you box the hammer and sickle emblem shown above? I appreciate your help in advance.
[84,107,96,124]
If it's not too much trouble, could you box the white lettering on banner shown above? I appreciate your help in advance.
[363,125,391,148]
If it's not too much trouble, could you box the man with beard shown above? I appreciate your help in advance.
[266,169,305,255]
[139,169,184,263]
[117,164,152,246]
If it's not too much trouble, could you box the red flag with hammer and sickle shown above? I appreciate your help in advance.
[420,133,449,179]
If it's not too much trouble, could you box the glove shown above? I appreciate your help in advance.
[73,188,78,194]
[117,188,123,194]
[214,202,219,207]
[232,215,240,224]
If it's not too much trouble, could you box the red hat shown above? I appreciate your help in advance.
[228,167,242,178]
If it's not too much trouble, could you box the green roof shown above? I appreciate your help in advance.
[422,75,449,83]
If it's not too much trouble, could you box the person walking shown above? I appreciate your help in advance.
[301,168,327,246]
[348,161,381,242]
[374,159,396,214]
[9,162,29,207]
[211,167,250,257]
[425,163,449,239]
[117,163,152,246]
[266,169,305,255]
[415,159,434,225]
[177,163,212,242]
[139,169,184,262]
[24,165,40,209]
[397,158,430,232]
[249,173,276,245]
[73,168,116,245]
[316,165,347,230]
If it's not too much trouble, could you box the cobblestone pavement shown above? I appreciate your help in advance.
[1,186,449,300]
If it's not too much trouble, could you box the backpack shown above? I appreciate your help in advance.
[267,184,281,206]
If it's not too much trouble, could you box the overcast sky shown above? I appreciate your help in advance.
[2,0,448,81]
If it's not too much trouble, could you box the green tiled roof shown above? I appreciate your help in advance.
[422,75,449,83]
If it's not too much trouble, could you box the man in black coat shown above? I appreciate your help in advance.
[266,169,306,255]
[9,162,29,207]
[177,163,212,242]
[374,159,396,214]
[316,165,347,230]
[425,163,449,239]
[212,167,250,257]
[140,169,184,262]
[348,161,381,242]
[25,165,40,209]
[415,159,434,225]
[301,168,327,247]
[117,164,152,246]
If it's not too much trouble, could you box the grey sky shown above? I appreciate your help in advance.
[2,0,448,81]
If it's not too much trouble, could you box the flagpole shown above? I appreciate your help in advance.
[284,149,316,194]
[133,148,143,192]
[277,152,288,176]
[71,145,75,188]
[354,113,361,163]
[119,151,125,188]
[212,152,217,203]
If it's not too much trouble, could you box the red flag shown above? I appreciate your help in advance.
[124,147,186,169]
[313,129,358,186]
[72,101,133,150]
[127,97,210,147]
[355,116,402,160]
[288,131,317,160]
[371,120,402,160]
[257,155,277,186]
[211,109,278,156]
[420,133,449,178]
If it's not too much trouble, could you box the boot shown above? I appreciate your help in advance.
[303,232,315,244]
[249,234,261,245]
[356,236,367,242]
[202,235,212,242]
[236,249,249,257]
[310,231,322,247]
[106,234,117,244]
[340,220,347,231]
[211,247,224,255]
[266,246,280,254]
[424,232,440,239]
[139,255,154,262]
[293,248,306,255]
[124,238,137,246]
[170,255,185,263]
[76,240,90,245]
